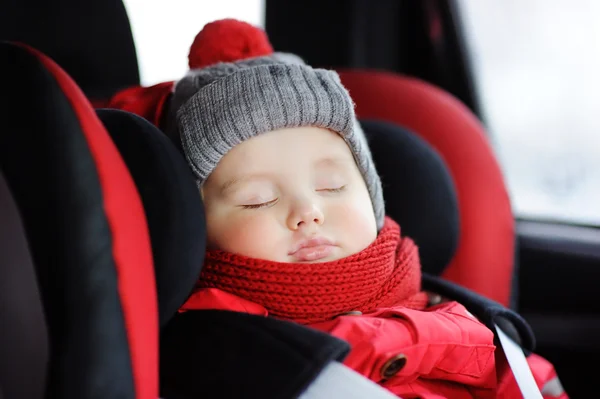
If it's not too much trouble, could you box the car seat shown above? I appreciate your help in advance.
[0,41,157,399]
[338,70,515,308]
[95,64,538,399]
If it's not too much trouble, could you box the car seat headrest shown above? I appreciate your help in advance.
[361,120,459,275]
[0,171,48,399]
[340,70,514,306]
[0,41,157,399]
[97,109,206,327]
[0,0,139,99]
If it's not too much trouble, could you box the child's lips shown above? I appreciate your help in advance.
[292,244,336,261]
[289,237,337,262]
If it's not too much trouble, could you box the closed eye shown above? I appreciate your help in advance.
[317,185,347,193]
[240,198,279,209]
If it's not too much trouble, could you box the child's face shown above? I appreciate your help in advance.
[201,126,378,263]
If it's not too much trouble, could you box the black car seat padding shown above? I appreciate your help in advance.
[361,120,459,274]
[0,42,157,399]
[97,109,206,327]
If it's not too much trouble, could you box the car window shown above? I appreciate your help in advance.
[458,0,600,226]
[122,0,265,85]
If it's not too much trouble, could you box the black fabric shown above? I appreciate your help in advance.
[0,42,134,398]
[0,0,139,99]
[362,120,459,275]
[160,310,350,399]
[0,171,48,399]
[422,273,535,354]
[510,236,520,311]
[97,109,206,327]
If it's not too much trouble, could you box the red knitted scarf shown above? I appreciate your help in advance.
[196,217,428,324]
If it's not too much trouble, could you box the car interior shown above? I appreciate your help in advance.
[1,0,598,398]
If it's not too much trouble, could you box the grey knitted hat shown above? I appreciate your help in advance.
[170,54,385,229]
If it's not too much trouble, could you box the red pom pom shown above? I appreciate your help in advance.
[188,18,274,69]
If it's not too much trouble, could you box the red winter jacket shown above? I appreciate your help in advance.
[182,288,567,399]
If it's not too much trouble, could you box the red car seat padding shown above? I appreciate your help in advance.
[0,42,157,399]
[339,70,514,306]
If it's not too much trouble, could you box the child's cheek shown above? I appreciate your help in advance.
[207,211,280,260]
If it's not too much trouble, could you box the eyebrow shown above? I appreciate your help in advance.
[219,174,273,196]
[314,156,354,168]
[219,177,246,195]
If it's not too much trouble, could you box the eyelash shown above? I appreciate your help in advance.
[240,186,346,209]
[241,198,278,209]
[318,185,347,193]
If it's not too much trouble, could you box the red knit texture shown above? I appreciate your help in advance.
[188,18,274,69]
[197,217,428,324]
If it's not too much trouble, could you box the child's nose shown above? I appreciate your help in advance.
[287,201,324,231]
